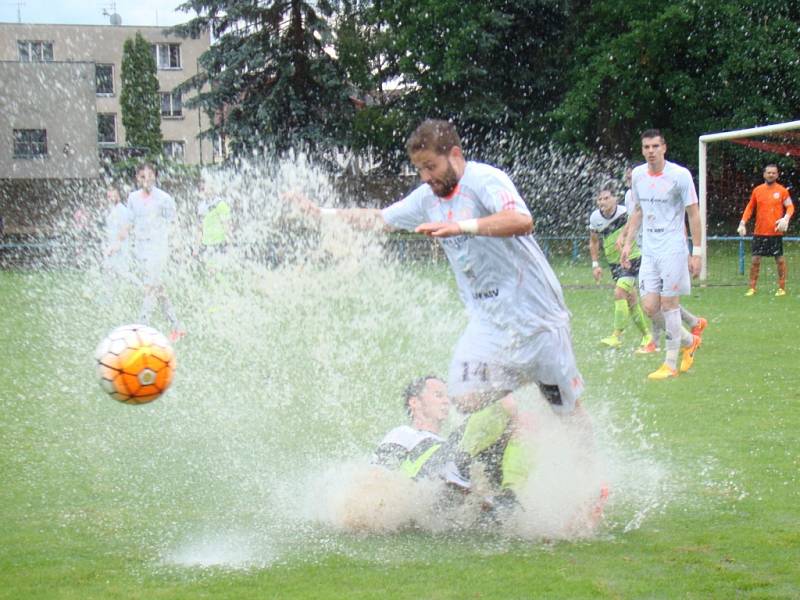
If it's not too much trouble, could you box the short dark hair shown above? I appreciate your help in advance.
[597,179,620,196]
[136,162,157,176]
[641,128,665,143]
[406,120,462,156]
[764,163,779,172]
[402,375,441,418]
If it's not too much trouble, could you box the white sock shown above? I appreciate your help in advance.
[663,308,682,369]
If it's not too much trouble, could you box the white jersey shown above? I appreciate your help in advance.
[126,186,176,257]
[382,161,570,336]
[629,161,697,256]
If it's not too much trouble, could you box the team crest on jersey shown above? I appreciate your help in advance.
[774,192,781,199]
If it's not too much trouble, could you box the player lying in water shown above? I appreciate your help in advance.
[371,374,531,518]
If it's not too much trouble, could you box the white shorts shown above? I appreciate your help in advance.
[639,252,690,297]
[447,319,584,415]
[134,251,167,287]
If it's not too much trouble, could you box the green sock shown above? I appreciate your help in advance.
[631,302,650,336]
[501,438,531,492]
[613,298,629,332]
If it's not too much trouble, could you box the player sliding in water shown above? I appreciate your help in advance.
[372,375,534,518]
[288,119,606,518]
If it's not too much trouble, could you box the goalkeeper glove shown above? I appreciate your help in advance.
[737,222,746,237]
[775,216,790,233]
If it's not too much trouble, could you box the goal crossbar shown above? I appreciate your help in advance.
[698,119,800,281]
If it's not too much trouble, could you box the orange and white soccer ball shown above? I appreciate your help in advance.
[95,324,176,404]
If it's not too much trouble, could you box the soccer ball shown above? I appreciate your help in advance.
[95,324,176,404]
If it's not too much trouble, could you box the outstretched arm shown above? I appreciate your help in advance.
[416,210,532,238]
[283,192,390,232]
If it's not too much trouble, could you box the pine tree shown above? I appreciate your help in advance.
[170,0,354,155]
[120,32,163,157]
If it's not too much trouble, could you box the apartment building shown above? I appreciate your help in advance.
[0,20,215,180]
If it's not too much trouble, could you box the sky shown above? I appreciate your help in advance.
[1,0,190,27]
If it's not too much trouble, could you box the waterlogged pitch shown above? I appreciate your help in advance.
[1,160,798,598]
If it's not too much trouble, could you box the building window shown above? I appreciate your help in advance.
[96,64,114,95]
[97,114,116,144]
[162,140,185,162]
[152,43,181,69]
[13,129,48,158]
[160,90,182,117]
[17,40,54,62]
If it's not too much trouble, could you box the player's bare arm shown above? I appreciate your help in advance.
[620,205,642,267]
[416,210,532,238]
[282,192,391,232]
[589,232,602,282]
[686,203,702,277]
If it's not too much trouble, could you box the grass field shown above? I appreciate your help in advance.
[1,256,799,599]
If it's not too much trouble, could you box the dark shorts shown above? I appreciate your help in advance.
[752,236,783,257]
[610,256,641,280]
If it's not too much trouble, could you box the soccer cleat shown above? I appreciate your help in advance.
[168,329,187,343]
[635,341,659,355]
[600,334,622,348]
[745,288,756,296]
[690,317,708,338]
[647,363,678,380]
[775,288,787,297]
[679,334,702,373]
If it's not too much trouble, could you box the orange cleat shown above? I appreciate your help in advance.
[690,317,707,338]
[168,329,187,343]
[648,363,678,380]
[679,334,701,373]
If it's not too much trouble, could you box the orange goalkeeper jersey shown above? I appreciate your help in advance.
[741,183,794,236]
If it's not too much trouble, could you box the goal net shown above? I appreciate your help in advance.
[698,120,800,284]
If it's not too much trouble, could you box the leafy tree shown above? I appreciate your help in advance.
[336,0,570,161]
[552,0,800,168]
[170,0,355,155]
[119,32,162,156]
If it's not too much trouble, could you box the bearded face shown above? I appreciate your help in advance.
[411,149,461,198]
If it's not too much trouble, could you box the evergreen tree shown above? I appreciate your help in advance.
[171,0,354,155]
[120,32,163,157]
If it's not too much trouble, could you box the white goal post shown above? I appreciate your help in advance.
[698,119,800,281]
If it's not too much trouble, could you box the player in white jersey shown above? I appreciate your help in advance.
[618,167,707,355]
[289,120,599,501]
[120,163,185,342]
[621,130,703,380]
[101,184,138,287]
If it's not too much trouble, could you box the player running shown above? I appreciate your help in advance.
[120,163,185,342]
[589,181,653,352]
[621,129,703,380]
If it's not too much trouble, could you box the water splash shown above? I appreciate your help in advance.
[3,150,739,570]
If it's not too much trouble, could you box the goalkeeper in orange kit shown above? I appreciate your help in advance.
[737,164,795,296]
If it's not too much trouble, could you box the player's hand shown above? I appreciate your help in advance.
[737,222,746,236]
[689,255,701,277]
[592,266,602,283]
[775,216,790,233]
[416,221,462,237]
[620,244,631,269]
[614,236,624,252]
